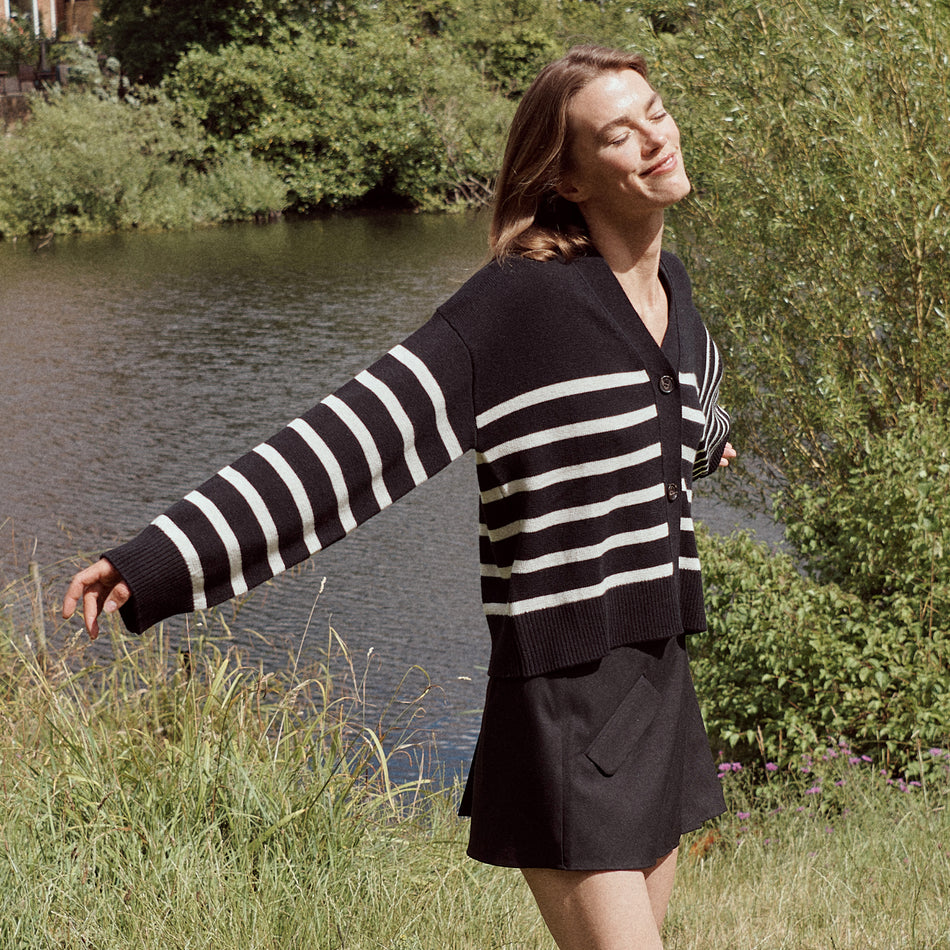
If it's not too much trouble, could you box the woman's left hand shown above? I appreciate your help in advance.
[719,442,736,467]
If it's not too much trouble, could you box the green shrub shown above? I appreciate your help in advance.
[167,22,510,212]
[0,17,38,70]
[0,88,285,236]
[784,402,950,625]
[693,525,950,777]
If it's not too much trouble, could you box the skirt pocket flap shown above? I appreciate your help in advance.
[584,675,660,777]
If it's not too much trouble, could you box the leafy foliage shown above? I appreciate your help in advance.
[694,525,950,777]
[663,0,950,516]
[93,0,319,84]
[0,88,285,236]
[166,21,510,211]
[785,403,949,621]
[0,16,38,68]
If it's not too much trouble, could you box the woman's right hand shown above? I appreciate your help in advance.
[61,558,131,640]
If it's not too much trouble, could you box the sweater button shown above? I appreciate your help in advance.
[667,482,680,501]
[659,375,675,394]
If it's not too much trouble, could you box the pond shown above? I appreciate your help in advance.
[0,212,775,781]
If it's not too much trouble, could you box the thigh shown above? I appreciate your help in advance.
[522,848,678,950]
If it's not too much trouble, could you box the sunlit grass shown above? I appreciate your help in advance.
[1,563,947,949]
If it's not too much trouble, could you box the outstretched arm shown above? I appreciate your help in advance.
[62,558,131,640]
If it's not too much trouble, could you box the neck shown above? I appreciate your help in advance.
[584,209,665,290]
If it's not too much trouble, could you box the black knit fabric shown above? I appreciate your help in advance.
[106,250,730,678]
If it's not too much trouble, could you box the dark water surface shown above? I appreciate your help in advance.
[0,213,773,781]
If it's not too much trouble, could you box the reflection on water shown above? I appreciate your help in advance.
[0,213,774,780]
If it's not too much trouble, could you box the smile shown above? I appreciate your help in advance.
[641,153,677,176]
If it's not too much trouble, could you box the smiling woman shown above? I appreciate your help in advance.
[63,45,734,950]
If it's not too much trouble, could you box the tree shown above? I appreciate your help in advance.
[94,0,320,84]
[660,0,950,560]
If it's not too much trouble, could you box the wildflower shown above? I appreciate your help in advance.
[736,811,750,820]
[765,762,778,772]
[929,748,945,758]
[805,785,822,795]
[834,780,846,787]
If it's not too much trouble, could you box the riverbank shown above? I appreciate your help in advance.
[2,592,948,949]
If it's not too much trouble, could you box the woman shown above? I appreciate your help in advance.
[64,45,735,950]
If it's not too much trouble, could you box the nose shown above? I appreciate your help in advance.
[641,125,667,155]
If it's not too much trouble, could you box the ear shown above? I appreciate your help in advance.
[556,171,588,204]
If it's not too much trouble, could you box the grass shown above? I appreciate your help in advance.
[1,561,948,949]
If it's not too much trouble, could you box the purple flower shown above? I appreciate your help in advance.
[929,748,945,758]
[805,785,822,795]
[736,811,751,820]
[765,762,779,772]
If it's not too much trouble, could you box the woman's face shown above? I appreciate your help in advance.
[558,69,690,225]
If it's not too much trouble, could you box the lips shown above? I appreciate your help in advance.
[641,152,678,176]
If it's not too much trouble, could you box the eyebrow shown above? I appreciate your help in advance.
[594,91,662,142]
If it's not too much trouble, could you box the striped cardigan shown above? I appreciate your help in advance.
[106,250,730,678]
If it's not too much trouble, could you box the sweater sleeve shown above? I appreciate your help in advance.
[105,313,476,634]
[691,323,731,480]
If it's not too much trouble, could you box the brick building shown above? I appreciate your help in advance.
[1,0,96,36]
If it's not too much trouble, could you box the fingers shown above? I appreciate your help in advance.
[719,442,737,467]
[62,558,130,640]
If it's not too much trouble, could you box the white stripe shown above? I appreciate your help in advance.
[182,491,247,597]
[480,405,657,465]
[356,370,427,485]
[680,556,701,571]
[679,371,699,392]
[681,444,697,465]
[680,516,695,532]
[391,344,463,459]
[322,394,392,510]
[254,444,322,555]
[152,514,208,610]
[487,482,667,542]
[480,443,661,504]
[482,522,669,579]
[288,418,358,533]
[219,466,286,578]
[682,405,705,425]
[483,561,674,616]
[476,372,650,428]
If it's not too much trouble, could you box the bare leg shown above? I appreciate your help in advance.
[522,847,679,950]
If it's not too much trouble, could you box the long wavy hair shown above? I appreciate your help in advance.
[489,45,649,262]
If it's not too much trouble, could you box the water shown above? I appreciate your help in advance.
[0,213,775,781]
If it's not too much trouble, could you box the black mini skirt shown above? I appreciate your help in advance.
[458,634,725,871]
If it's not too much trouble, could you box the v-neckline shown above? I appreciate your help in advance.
[574,253,679,374]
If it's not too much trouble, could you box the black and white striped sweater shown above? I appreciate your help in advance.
[106,250,730,678]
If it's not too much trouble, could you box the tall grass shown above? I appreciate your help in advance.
[1,561,947,948]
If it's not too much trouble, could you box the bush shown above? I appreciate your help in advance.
[0,88,286,236]
[784,402,950,623]
[0,17,38,70]
[693,525,950,777]
[167,21,511,211]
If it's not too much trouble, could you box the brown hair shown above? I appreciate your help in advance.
[489,45,649,262]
